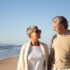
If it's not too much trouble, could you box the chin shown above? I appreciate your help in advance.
[37,37,40,39]
[56,32,61,34]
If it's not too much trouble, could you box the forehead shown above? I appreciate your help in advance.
[33,27,38,30]
[53,23,58,26]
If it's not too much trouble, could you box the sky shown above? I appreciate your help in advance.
[0,0,70,46]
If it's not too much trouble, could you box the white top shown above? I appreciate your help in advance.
[28,46,45,70]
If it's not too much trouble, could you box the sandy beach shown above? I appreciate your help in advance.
[0,57,19,70]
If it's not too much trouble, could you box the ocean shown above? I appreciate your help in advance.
[0,45,21,61]
[0,44,51,61]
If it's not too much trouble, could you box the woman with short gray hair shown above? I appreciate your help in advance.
[17,26,49,70]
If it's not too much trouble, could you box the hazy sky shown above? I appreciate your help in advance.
[0,0,70,46]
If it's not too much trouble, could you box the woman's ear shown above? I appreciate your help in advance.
[61,25,65,29]
[28,34,31,38]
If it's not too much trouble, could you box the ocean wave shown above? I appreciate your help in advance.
[0,50,9,52]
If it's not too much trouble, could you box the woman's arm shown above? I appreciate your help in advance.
[45,45,49,70]
[17,44,25,70]
[43,44,49,70]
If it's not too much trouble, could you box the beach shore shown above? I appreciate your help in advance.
[0,57,19,70]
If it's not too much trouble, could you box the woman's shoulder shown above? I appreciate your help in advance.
[40,42,49,56]
[40,42,47,46]
[21,41,31,49]
[21,42,28,48]
[40,42,48,49]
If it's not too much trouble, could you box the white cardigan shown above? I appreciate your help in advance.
[17,41,49,70]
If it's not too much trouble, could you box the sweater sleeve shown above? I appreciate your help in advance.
[48,34,57,70]
[17,44,25,70]
[48,44,55,70]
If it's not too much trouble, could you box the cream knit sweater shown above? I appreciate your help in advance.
[49,30,70,69]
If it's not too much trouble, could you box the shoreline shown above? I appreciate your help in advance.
[0,56,19,70]
[0,55,19,61]
[0,56,19,61]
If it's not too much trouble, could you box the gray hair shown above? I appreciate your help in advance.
[27,26,38,35]
[52,16,68,29]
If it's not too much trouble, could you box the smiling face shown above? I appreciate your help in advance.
[30,27,41,40]
[53,23,65,34]
[52,16,68,34]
